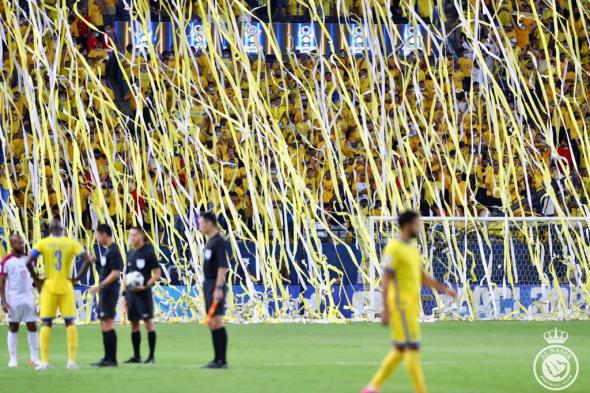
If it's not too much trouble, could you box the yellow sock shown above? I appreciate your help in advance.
[66,325,78,362]
[404,350,427,393]
[39,325,52,364]
[369,349,404,389]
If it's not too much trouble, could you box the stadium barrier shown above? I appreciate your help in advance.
[71,282,588,323]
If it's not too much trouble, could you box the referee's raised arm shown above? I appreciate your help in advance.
[199,211,229,369]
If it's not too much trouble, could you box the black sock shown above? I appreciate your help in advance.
[147,331,156,359]
[131,331,141,359]
[212,327,227,364]
[211,329,220,362]
[102,331,109,361]
[219,327,227,364]
[104,330,117,362]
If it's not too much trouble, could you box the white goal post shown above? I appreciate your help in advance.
[366,216,590,320]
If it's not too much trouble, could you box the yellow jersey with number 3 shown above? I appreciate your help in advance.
[383,239,422,310]
[32,236,85,294]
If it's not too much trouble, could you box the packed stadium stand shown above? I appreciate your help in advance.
[0,0,589,321]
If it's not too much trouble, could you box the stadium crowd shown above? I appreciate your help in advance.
[0,0,589,255]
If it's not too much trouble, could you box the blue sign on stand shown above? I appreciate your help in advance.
[131,21,157,51]
[114,21,433,56]
[294,24,318,53]
[242,22,264,54]
[187,20,208,51]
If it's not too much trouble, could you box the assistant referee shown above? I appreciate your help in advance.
[199,211,229,369]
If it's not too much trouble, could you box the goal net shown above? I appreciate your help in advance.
[367,217,590,321]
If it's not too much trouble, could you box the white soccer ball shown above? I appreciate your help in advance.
[126,271,144,289]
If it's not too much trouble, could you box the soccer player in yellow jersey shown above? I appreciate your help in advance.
[362,211,457,393]
[26,219,95,370]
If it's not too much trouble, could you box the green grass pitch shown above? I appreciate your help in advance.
[0,321,588,392]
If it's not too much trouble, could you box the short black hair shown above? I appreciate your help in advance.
[398,210,419,229]
[96,223,113,237]
[200,211,217,226]
[129,226,146,238]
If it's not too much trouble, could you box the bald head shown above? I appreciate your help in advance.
[9,235,25,255]
[48,218,63,236]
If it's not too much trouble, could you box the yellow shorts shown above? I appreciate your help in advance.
[390,308,421,347]
[40,289,76,320]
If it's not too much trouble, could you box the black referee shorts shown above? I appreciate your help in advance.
[98,286,119,320]
[126,292,154,321]
[203,280,227,317]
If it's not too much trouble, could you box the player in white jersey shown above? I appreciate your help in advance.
[0,235,39,367]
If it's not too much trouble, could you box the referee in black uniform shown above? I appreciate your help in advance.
[123,226,161,364]
[199,211,230,369]
[88,223,123,367]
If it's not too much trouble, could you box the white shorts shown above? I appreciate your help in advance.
[6,302,37,323]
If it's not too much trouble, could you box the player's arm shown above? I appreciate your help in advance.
[0,263,8,312]
[421,271,457,298]
[213,240,229,301]
[380,243,396,326]
[72,252,96,283]
[25,249,44,290]
[380,269,393,326]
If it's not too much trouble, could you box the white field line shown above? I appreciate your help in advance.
[12,359,528,371]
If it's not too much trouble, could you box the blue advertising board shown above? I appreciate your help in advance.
[73,283,587,322]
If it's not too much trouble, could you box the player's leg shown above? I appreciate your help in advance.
[124,295,142,363]
[63,318,79,369]
[59,290,79,369]
[404,348,427,393]
[363,346,404,392]
[22,302,39,366]
[25,321,39,366]
[6,302,24,367]
[37,289,58,369]
[362,310,405,392]
[7,321,20,367]
[38,319,52,369]
[401,310,426,393]
[143,318,156,363]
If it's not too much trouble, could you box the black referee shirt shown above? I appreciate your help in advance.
[203,233,229,280]
[126,244,159,294]
[98,243,124,284]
